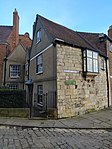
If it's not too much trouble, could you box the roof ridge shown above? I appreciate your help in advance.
[38,15,77,33]
[76,31,100,35]
[38,15,101,36]
[0,25,13,27]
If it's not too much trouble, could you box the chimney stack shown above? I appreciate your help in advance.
[13,8,19,47]
[108,25,112,38]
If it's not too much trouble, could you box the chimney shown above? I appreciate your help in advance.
[13,8,19,47]
[108,25,112,38]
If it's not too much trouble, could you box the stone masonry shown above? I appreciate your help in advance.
[57,44,108,118]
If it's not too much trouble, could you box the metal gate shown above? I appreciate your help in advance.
[32,91,56,118]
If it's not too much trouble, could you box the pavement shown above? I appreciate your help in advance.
[0,106,112,129]
[0,107,112,148]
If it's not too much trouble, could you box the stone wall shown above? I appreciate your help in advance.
[56,44,108,118]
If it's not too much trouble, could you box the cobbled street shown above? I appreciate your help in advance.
[0,126,112,149]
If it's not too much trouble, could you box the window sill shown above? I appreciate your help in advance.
[36,39,41,45]
[36,72,43,75]
[10,76,20,79]
[86,72,99,75]
[83,72,99,77]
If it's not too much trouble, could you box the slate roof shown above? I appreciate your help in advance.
[38,15,106,56]
[0,26,13,41]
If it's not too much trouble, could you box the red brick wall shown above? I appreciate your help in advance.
[7,9,19,53]
[0,45,6,84]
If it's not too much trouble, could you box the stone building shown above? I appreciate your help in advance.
[29,15,111,118]
[0,9,31,87]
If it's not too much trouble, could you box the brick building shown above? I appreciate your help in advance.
[0,9,31,86]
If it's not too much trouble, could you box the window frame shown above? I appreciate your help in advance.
[7,84,18,89]
[36,30,41,44]
[100,58,105,70]
[83,49,99,73]
[37,85,43,105]
[36,54,43,74]
[9,65,20,78]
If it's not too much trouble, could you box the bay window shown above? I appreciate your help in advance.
[83,49,98,73]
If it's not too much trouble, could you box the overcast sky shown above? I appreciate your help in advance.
[1,0,112,38]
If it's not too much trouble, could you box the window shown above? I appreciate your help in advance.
[36,30,41,44]
[36,54,43,74]
[110,43,112,52]
[10,65,20,78]
[101,59,105,70]
[7,84,18,89]
[83,49,98,73]
[37,85,43,104]
[25,63,28,76]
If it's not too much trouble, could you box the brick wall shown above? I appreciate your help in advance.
[0,45,6,84]
[8,9,19,52]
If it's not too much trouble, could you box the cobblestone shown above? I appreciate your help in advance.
[0,126,112,148]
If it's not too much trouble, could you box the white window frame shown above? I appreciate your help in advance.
[7,84,18,89]
[10,65,20,78]
[83,49,99,73]
[36,54,43,74]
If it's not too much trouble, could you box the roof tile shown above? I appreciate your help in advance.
[0,26,13,41]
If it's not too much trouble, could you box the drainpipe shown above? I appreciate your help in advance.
[105,58,110,107]
[3,56,7,86]
[0,41,9,86]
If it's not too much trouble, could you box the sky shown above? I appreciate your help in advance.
[0,0,112,39]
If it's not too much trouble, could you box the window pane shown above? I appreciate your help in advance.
[83,50,86,57]
[7,84,18,89]
[36,54,43,73]
[84,58,86,71]
[93,59,98,72]
[101,59,104,70]
[93,52,98,59]
[87,50,92,58]
[38,55,42,64]
[37,85,43,103]
[87,58,92,72]
[10,65,20,78]
[37,30,41,43]
[110,43,112,52]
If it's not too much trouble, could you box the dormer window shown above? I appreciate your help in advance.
[36,30,41,44]
[83,49,98,73]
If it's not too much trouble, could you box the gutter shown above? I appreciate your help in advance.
[105,58,110,107]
